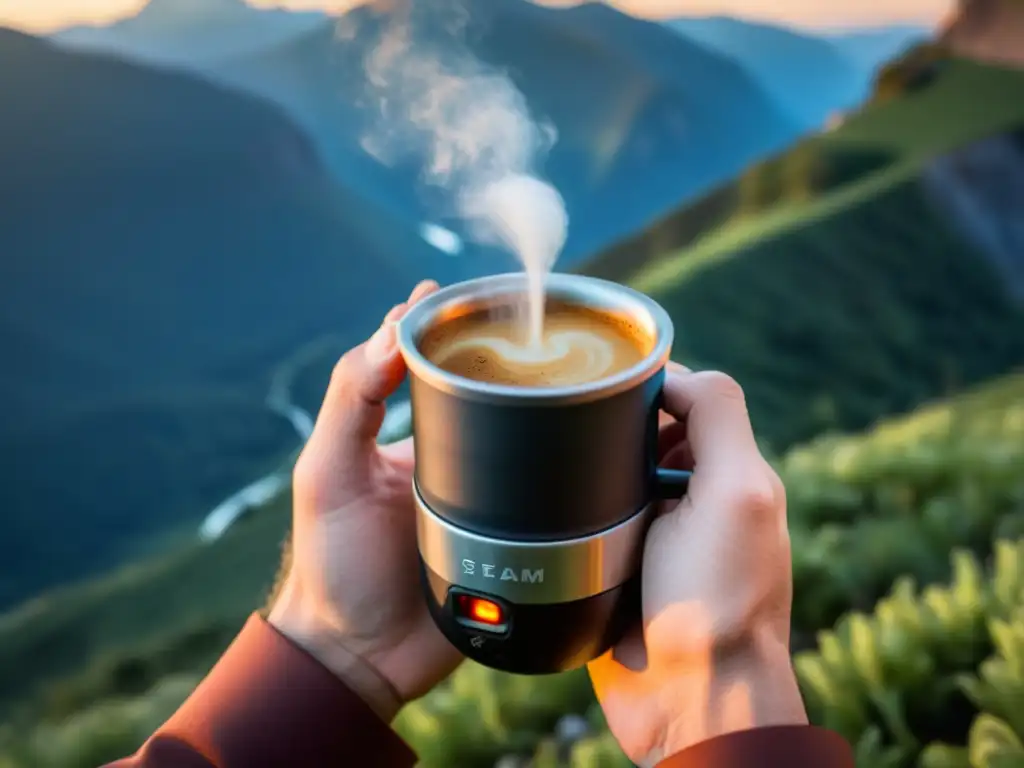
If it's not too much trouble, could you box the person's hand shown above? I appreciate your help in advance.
[588,362,807,767]
[268,279,462,723]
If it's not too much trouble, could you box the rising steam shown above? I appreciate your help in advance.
[353,0,568,346]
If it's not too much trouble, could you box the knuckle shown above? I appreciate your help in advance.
[730,467,780,518]
[698,370,747,404]
[329,348,362,390]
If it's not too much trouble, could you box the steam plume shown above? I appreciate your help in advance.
[354,0,568,343]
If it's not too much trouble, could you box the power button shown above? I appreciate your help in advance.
[449,589,511,635]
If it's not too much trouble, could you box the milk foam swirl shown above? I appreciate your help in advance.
[441,330,616,386]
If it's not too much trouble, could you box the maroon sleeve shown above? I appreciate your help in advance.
[106,614,416,768]
[656,725,853,768]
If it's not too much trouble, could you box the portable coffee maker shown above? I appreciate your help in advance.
[397,273,689,674]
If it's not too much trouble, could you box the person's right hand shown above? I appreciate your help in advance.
[588,362,808,768]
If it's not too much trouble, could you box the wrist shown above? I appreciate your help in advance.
[652,630,808,766]
[267,580,404,724]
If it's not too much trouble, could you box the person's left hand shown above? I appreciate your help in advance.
[269,279,463,722]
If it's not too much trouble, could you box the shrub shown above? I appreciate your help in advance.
[394,664,596,768]
[796,540,1024,767]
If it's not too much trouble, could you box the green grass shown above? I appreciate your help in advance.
[834,58,1024,157]
[644,173,1024,450]
[0,497,290,724]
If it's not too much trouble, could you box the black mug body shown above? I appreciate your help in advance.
[397,273,688,675]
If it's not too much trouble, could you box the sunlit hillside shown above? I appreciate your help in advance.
[583,54,1024,450]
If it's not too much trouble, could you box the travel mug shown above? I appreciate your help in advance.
[397,272,689,674]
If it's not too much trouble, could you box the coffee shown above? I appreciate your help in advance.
[418,300,652,387]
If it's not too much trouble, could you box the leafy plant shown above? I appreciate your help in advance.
[797,541,1024,768]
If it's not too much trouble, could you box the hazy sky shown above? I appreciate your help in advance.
[0,0,955,34]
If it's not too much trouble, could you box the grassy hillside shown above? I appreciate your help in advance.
[581,55,1024,451]
[585,56,1024,284]
[0,370,1020,767]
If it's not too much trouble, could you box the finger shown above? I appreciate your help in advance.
[301,305,413,488]
[409,279,440,305]
[660,437,694,472]
[309,281,440,464]
[657,418,688,462]
[661,369,762,475]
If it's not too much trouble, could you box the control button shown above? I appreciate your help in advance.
[450,589,511,635]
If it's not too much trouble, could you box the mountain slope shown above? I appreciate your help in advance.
[666,16,868,129]
[55,0,325,65]
[825,25,927,74]
[0,28,459,608]
[199,0,802,262]
[581,57,1024,451]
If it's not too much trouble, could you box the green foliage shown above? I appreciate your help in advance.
[1,368,1022,768]
[0,495,290,723]
[0,675,196,768]
[786,374,1024,631]
[872,44,952,106]
[796,540,1024,768]
[395,665,595,767]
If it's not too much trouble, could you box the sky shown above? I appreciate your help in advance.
[0,0,955,35]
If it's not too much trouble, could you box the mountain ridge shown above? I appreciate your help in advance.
[54,0,803,262]
[665,14,869,129]
[0,27,458,607]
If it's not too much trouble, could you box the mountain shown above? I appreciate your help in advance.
[204,0,801,262]
[0,27,473,608]
[940,0,1024,69]
[580,55,1024,450]
[55,0,325,66]
[665,16,870,129]
[824,25,928,73]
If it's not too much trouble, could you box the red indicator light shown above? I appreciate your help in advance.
[458,595,505,626]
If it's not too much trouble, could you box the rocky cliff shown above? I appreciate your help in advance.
[940,0,1024,68]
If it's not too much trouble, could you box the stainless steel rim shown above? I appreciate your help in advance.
[397,273,674,405]
[415,482,653,605]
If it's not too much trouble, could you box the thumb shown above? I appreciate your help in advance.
[300,280,438,491]
[301,303,408,487]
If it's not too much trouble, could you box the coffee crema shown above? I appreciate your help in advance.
[418,301,652,388]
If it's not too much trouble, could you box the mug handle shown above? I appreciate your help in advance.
[655,467,691,499]
[650,373,691,500]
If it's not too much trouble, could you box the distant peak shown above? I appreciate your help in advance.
[137,0,248,21]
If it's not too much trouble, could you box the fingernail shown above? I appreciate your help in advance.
[366,322,397,364]
[409,279,439,304]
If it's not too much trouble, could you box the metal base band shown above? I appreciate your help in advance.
[415,483,653,605]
